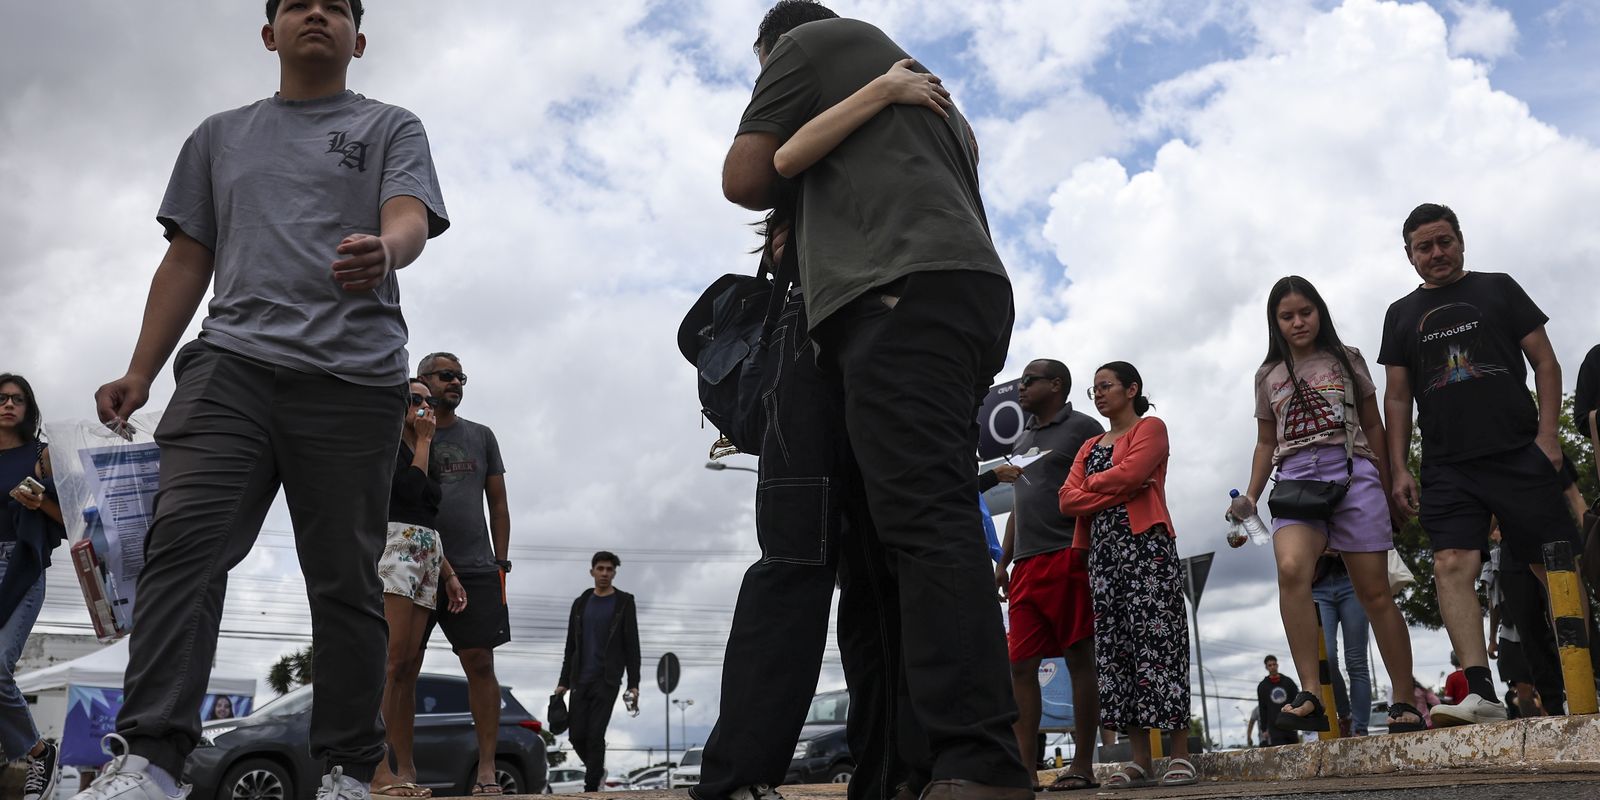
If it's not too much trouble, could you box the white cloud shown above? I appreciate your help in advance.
[1446,0,1519,61]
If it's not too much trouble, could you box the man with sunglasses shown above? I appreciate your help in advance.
[990,361,1102,786]
[416,351,513,795]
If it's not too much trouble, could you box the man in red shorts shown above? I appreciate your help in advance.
[992,359,1104,789]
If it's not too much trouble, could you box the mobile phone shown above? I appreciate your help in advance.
[14,476,45,496]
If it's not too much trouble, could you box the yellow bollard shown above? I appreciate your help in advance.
[1543,541,1598,715]
[1149,728,1163,759]
[1316,611,1341,741]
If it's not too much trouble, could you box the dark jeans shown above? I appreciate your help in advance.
[118,341,402,781]
[1498,564,1566,714]
[569,681,621,791]
[819,270,1026,787]
[696,290,848,800]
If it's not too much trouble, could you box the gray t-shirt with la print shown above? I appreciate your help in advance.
[432,417,507,575]
[158,90,449,385]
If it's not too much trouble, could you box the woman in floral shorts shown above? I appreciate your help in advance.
[373,379,467,797]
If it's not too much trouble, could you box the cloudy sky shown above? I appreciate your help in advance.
[5,0,1599,767]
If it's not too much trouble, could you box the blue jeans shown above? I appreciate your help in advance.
[1313,571,1370,734]
[0,541,45,761]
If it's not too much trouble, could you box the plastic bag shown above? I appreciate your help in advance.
[45,412,163,641]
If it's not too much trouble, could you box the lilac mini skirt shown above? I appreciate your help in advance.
[1270,445,1393,552]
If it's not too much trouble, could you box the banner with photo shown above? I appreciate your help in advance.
[61,686,253,766]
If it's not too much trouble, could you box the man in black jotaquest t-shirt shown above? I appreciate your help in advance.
[556,551,641,793]
[1379,202,1585,728]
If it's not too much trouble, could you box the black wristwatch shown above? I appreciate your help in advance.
[496,559,513,573]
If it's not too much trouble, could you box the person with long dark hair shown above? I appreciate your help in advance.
[0,373,65,800]
[1060,362,1193,787]
[1230,277,1422,734]
[372,378,466,798]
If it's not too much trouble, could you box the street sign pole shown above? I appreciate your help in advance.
[1182,553,1215,749]
[657,652,682,784]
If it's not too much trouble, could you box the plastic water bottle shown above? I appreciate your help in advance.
[1228,489,1272,547]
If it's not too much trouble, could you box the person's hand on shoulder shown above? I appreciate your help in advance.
[872,58,953,119]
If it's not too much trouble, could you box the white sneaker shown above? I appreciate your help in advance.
[22,739,59,800]
[316,766,370,800]
[729,785,785,800]
[1430,692,1508,727]
[69,735,188,799]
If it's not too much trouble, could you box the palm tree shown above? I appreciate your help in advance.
[267,647,314,695]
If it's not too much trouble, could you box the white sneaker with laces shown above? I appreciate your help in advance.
[1430,692,1508,727]
[315,766,370,800]
[23,739,60,800]
[729,785,786,800]
[68,734,189,800]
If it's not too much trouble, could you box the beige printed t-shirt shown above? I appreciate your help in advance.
[1254,347,1378,465]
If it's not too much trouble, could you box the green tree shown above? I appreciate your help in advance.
[267,647,314,696]
[1391,392,1596,629]
[541,729,566,767]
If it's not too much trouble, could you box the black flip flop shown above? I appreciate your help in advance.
[1274,691,1331,732]
[1386,701,1427,733]
[1044,771,1100,792]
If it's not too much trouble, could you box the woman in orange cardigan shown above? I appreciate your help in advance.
[1059,361,1194,788]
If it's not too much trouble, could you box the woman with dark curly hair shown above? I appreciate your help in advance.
[0,372,65,800]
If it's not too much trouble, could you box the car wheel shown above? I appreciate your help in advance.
[494,759,526,795]
[219,758,293,800]
[827,764,853,784]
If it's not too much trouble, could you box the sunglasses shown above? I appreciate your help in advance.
[422,369,468,385]
[1018,374,1056,388]
[0,392,26,407]
[409,393,440,408]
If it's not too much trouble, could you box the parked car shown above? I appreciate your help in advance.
[545,766,589,794]
[183,674,548,799]
[626,765,671,790]
[787,690,852,784]
[669,747,703,788]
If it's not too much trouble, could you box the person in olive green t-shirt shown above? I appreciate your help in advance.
[719,4,1031,800]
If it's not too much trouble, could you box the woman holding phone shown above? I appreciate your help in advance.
[371,379,467,798]
[0,372,64,800]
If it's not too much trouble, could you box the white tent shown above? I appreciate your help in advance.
[17,637,256,695]
[18,637,257,748]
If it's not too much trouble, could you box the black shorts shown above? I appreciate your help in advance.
[1419,443,1581,565]
[424,570,511,653]
[1495,638,1532,685]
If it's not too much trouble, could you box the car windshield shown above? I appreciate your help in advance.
[681,748,702,766]
[804,692,849,725]
[247,686,313,719]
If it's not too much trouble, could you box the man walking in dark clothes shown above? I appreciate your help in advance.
[557,552,641,792]
[1257,656,1300,747]
[720,2,1030,798]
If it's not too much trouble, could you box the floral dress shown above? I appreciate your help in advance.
[1085,442,1191,731]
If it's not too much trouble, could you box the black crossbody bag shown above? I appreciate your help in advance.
[1266,370,1357,521]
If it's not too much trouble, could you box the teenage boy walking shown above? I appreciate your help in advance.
[555,552,642,792]
[1380,202,1584,726]
[85,2,448,798]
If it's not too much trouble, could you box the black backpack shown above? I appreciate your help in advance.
[677,245,797,456]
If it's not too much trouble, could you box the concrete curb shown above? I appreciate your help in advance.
[1076,714,1600,785]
